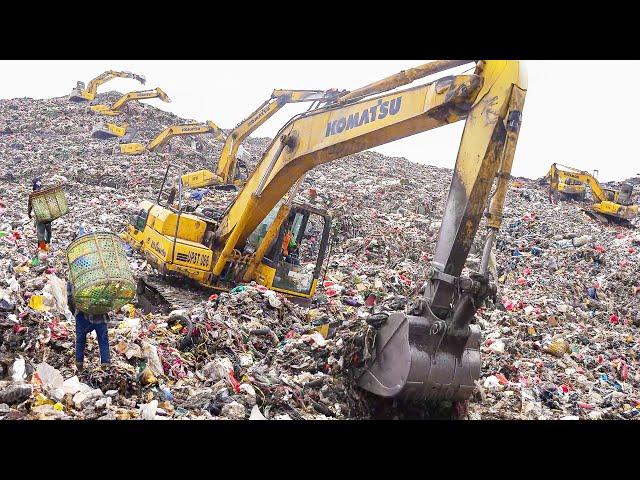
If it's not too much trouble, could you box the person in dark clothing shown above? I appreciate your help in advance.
[67,281,111,372]
[27,177,53,251]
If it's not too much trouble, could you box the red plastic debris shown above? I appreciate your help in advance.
[621,363,629,381]
[610,314,619,325]
[228,369,241,393]
[208,293,218,301]
[516,277,527,286]
[594,245,606,253]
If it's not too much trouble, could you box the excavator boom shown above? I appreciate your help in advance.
[119,121,226,155]
[69,70,145,102]
[181,88,347,188]
[90,88,171,116]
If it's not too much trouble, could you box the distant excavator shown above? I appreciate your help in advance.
[69,70,146,102]
[547,163,638,224]
[541,164,586,200]
[90,88,171,116]
[91,121,131,140]
[181,88,346,189]
[117,121,226,155]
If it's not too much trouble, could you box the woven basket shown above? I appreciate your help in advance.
[66,232,135,315]
[29,183,69,222]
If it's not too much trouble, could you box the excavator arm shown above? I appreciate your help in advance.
[119,121,226,155]
[211,60,526,400]
[181,88,347,188]
[69,70,146,102]
[90,88,171,116]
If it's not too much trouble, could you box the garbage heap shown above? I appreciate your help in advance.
[1,93,640,420]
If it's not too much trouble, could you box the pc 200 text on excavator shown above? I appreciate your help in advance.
[124,60,527,402]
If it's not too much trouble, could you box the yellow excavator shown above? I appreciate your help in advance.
[90,88,171,116]
[116,121,226,155]
[91,121,131,139]
[542,164,586,200]
[69,70,146,102]
[548,163,638,224]
[181,88,346,189]
[124,60,527,402]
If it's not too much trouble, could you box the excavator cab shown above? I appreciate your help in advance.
[618,183,634,205]
[243,202,332,302]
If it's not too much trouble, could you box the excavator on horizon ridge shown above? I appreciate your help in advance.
[69,70,146,102]
[124,60,527,403]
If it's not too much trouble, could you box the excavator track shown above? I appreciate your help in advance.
[583,209,636,228]
[136,275,212,313]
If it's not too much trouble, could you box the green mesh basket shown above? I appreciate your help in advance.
[29,183,69,223]
[66,232,135,315]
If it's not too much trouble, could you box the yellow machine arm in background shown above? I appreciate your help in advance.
[181,88,347,188]
[69,70,146,102]
[90,88,171,116]
[119,121,226,155]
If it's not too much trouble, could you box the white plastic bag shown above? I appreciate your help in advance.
[36,362,65,402]
[42,275,70,315]
[142,341,164,377]
[140,400,158,420]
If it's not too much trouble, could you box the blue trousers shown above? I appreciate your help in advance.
[75,313,110,364]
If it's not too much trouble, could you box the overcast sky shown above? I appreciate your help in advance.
[2,60,637,182]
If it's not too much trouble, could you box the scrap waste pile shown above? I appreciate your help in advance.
[2,92,640,420]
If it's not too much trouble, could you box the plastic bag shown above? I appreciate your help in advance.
[36,362,65,402]
[42,275,70,315]
[142,341,164,377]
[140,400,158,420]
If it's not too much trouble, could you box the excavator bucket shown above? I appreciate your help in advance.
[156,88,171,103]
[69,81,87,102]
[358,309,481,402]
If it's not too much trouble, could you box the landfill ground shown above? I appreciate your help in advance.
[1,93,640,420]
